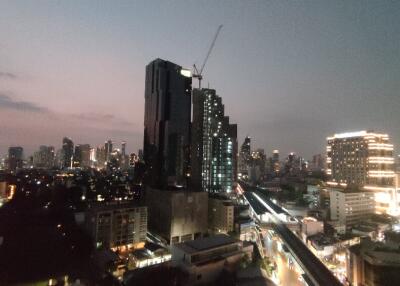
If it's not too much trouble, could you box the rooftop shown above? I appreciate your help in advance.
[176,234,238,254]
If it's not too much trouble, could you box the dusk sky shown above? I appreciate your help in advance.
[1,1,399,159]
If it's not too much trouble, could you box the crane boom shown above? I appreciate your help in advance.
[193,25,223,88]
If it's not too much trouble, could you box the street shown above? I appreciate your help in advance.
[263,232,303,286]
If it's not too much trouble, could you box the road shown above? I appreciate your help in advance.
[241,183,342,286]
[263,233,303,286]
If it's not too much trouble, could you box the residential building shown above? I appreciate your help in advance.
[329,187,375,226]
[146,187,208,244]
[171,234,253,285]
[326,131,397,215]
[208,196,234,234]
[191,88,237,193]
[238,136,251,179]
[143,58,192,188]
[85,202,147,250]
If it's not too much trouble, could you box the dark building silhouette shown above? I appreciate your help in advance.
[238,136,251,178]
[105,139,113,162]
[62,137,74,169]
[191,88,237,193]
[143,58,192,188]
[7,146,23,172]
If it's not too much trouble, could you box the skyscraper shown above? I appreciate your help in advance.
[271,149,280,174]
[73,144,91,168]
[326,131,397,215]
[105,139,113,162]
[121,141,126,156]
[62,137,74,169]
[143,58,192,188]
[238,136,251,179]
[7,146,23,172]
[191,88,237,193]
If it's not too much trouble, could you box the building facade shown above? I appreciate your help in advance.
[146,187,208,244]
[208,196,234,234]
[326,131,397,215]
[33,145,55,169]
[143,59,192,188]
[329,187,375,226]
[171,234,253,285]
[191,88,237,193]
[62,137,74,169]
[85,202,147,250]
[347,238,400,286]
[7,146,23,172]
[238,136,251,179]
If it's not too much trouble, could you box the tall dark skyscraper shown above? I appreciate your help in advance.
[143,58,192,187]
[105,139,113,162]
[7,146,23,172]
[238,136,251,178]
[191,88,237,193]
[62,137,74,169]
[121,141,126,156]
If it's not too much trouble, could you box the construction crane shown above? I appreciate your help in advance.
[193,24,223,89]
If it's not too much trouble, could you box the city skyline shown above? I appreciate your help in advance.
[1,1,400,158]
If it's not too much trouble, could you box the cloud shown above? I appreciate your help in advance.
[0,93,48,113]
[0,72,17,79]
[73,112,135,127]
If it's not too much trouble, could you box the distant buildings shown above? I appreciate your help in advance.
[85,202,147,250]
[62,137,74,168]
[146,187,208,244]
[33,145,55,169]
[7,146,23,172]
[326,131,397,215]
[191,88,237,193]
[238,136,251,179]
[105,139,113,162]
[73,144,91,168]
[143,59,192,188]
[268,149,280,176]
[311,153,325,172]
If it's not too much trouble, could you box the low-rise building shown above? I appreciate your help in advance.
[171,234,253,285]
[85,201,147,250]
[301,217,324,242]
[329,187,374,226]
[307,233,338,258]
[347,237,400,286]
[146,187,208,244]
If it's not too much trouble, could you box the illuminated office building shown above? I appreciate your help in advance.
[191,88,237,193]
[326,131,397,215]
